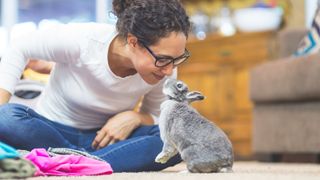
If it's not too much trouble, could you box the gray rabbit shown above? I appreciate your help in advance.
[155,78,233,173]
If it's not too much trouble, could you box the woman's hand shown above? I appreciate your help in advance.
[0,88,11,105]
[26,59,54,74]
[92,111,151,150]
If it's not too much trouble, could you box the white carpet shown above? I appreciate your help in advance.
[29,161,320,180]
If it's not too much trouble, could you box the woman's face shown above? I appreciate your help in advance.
[130,32,187,85]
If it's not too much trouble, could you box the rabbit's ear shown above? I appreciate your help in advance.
[186,91,205,103]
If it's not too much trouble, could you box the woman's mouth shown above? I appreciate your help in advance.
[153,73,165,80]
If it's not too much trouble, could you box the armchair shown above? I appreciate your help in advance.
[249,28,320,162]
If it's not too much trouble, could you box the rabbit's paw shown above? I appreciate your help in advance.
[155,152,170,164]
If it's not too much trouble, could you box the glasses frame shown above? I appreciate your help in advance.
[142,43,190,67]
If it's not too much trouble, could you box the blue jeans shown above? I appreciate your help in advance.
[0,103,181,172]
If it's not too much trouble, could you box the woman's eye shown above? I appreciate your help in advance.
[157,59,171,63]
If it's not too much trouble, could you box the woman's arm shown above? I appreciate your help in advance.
[26,59,54,74]
[0,25,81,95]
[91,71,177,149]
[0,88,11,105]
[91,110,154,150]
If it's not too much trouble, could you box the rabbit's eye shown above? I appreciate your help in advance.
[177,83,183,89]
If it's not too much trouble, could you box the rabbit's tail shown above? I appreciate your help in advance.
[187,161,219,173]
[187,161,233,173]
[219,166,233,173]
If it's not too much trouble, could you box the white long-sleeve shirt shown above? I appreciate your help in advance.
[0,23,176,129]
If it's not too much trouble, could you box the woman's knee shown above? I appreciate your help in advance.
[148,125,160,136]
[0,104,28,133]
[0,103,29,124]
[0,104,25,142]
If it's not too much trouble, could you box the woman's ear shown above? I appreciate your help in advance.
[127,33,138,48]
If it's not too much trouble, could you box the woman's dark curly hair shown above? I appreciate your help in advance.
[112,0,191,46]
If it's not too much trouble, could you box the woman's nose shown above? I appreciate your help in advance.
[160,63,174,76]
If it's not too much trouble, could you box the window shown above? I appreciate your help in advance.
[0,0,2,25]
[0,0,5,56]
[0,0,115,56]
[18,0,96,24]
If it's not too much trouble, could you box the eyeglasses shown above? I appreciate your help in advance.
[142,43,190,67]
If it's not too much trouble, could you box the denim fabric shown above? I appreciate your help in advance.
[0,103,182,172]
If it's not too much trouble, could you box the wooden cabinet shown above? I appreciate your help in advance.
[178,31,276,159]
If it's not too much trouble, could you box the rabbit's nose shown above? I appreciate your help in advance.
[160,63,174,76]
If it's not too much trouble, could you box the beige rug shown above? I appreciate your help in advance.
[29,161,320,180]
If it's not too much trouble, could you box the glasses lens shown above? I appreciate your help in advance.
[173,57,188,66]
[154,49,190,67]
[155,59,172,67]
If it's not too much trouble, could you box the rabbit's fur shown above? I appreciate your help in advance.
[155,78,233,173]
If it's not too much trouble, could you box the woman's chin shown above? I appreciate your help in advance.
[143,76,161,85]
[145,79,159,85]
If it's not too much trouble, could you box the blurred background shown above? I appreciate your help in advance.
[1,0,319,163]
[0,0,115,56]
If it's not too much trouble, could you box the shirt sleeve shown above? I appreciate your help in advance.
[139,68,178,124]
[0,25,81,94]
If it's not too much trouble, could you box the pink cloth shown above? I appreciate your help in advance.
[24,148,112,176]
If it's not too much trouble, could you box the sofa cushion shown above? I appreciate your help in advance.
[250,53,320,103]
[253,102,320,153]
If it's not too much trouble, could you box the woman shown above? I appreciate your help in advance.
[0,0,191,172]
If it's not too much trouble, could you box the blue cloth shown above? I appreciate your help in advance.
[0,142,20,160]
[0,103,181,172]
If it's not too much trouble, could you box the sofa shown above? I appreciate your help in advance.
[249,28,320,162]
